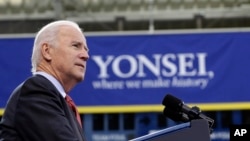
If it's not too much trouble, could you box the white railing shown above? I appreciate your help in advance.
[0,0,249,21]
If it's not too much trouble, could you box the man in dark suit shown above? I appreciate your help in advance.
[0,20,89,141]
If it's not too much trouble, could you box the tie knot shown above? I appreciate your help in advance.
[65,95,76,108]
[65,95,73,102]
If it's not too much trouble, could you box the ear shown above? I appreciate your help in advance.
[41,43,52,61]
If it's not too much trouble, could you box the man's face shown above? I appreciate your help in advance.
[50,26,89,83]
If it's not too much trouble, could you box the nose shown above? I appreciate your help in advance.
[79,50,89,61]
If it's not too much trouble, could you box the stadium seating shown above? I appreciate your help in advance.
[0,0,250,22]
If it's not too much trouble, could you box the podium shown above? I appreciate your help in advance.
[129,119,211,141]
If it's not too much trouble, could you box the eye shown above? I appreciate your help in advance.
[72,44,79,48]
[84,46,89,52]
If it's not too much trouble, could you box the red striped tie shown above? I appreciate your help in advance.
[65,95,82,127]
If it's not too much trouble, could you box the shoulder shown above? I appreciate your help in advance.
[23,75,55,91]
[24,74,52,86]
[17,75,61,98]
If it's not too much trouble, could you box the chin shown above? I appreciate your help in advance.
[76,77,84,82]
[74,72,85,81]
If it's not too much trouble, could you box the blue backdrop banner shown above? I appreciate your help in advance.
[1,30,250,109]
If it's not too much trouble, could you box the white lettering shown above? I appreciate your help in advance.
[125,80,141,88]
[234,129,248,136]
[161,54,177,77]
[234,129,247,136]
[197,53,207,76]
[92,79,124,89]
[112,55,137,78]
[142,78,171,88]
[171,77,209,89]
[137,54,161,77]
[91,53,212,79]
[178,53,196,76]
[234,129,241,136]
[92,56,114,78]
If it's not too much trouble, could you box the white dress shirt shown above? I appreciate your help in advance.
[34,71,66,98]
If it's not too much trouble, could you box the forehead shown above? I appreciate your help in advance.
[58,25,86,42]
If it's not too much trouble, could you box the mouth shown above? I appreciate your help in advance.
[76,64,85,68]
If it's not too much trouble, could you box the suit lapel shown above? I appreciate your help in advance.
[35,74,86,141]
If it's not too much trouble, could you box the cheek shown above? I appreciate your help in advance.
[66,56,78,68]
[53,55,71,68]
[55,50,78,68]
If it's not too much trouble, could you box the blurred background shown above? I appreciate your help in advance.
[1,0,250,33]
[1,0,250,141]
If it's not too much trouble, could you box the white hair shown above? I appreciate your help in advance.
[31,20,82,74]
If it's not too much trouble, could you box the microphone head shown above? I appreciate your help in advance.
[162,94,183,111]
[162,94,189,122]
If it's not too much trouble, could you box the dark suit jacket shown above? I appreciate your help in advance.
[0,75,86,141]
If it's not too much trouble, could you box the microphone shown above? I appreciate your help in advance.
[163,106,189,122]
[162,94,214,131]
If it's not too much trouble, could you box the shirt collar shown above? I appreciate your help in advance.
[34,71,67,98]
